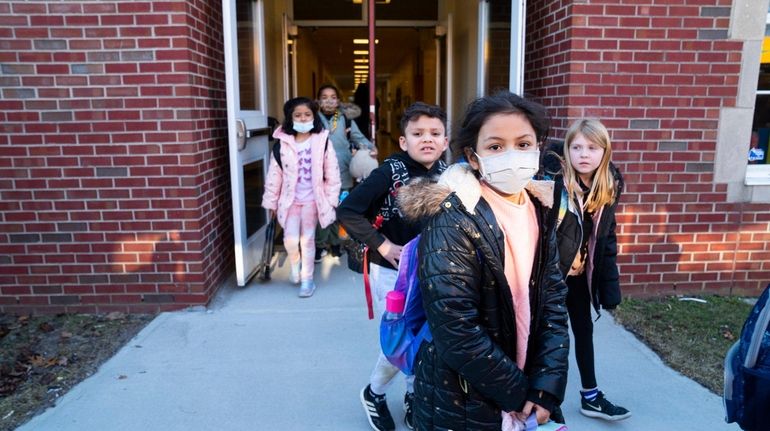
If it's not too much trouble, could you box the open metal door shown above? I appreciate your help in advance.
[223,0,272,286]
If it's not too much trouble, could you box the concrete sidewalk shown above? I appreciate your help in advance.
[18,256,740,430]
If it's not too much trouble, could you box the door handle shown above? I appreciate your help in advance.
[236,119,272,151]
[236,118,247,150]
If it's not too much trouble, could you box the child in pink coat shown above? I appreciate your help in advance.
[262,97,342,297]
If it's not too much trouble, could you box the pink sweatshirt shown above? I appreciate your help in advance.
[480,185,538,370]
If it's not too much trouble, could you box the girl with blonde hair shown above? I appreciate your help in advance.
[546,118,630,421]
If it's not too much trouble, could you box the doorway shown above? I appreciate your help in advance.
[223,0,519,285]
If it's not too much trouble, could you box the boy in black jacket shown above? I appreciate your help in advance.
[338,102,448,431]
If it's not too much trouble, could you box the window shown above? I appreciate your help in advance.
[747,10,770,184]
[716,0,770,199]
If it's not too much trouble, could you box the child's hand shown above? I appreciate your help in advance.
[377,239,403,268]
[369,147,378,158]
[517,401,551,424]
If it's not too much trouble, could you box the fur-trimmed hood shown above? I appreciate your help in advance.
[340,102,361,119]
[398,163,554,221]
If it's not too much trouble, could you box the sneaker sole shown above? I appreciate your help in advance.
[403,398,414,430]
[360,387,389,431]
[298,288,315,298]
[580,408,632,421]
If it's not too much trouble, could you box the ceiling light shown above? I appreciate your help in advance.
[353,39,378,44]
[354,59,369,63]
[354,65,369,69]
[352,0,391,3]
[353,50,368,55]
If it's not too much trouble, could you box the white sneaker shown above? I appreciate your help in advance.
[298,280,316,298]
[290,263,301,285]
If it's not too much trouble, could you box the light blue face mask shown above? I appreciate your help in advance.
[293,120,314,134]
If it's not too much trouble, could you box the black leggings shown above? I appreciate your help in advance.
[566,272,597,389]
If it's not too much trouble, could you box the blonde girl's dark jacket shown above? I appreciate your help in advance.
[397,164,569,431]
[543,144,624,312]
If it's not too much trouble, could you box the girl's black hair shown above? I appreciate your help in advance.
[281,97,324,136]
[450,91,551,162]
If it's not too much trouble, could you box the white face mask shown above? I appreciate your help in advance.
[293,120,314,134]
[475,149,540,195]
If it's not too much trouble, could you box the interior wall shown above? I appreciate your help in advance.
[296,28,342,102]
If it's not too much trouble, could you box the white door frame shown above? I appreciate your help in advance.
[509,0,525,94]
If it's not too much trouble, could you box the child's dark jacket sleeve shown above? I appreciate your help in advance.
[337,166,389,250]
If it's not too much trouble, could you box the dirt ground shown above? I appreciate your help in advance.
[0,312,154,431]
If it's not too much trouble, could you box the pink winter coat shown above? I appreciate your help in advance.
[261,127,341,229]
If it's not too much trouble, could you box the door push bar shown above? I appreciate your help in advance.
[236,118,272,150]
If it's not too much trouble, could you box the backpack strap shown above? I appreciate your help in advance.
[272,138,329,171]
[272,141,282,168]
[363,215,384,320]
[363,246,373,319]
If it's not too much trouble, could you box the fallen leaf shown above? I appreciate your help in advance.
[106,312,125,321]
[28,355,49,368]
[60,331,73,339]
[38,322,54,333]
[57,357,68,366]
[723,329,735,340]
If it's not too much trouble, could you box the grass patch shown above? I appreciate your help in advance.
[0,313,153,431]
[612,295,753,395]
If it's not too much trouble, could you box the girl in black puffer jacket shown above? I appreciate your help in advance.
[544,119,630,422]
[398,92,569,431]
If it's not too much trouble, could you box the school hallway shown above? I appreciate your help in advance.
[17,255,739,431]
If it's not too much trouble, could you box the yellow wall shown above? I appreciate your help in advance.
[439,0,479,135]
[264,0,289,120]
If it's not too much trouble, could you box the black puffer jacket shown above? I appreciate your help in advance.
[543,143,624,311]
[398,165,569,431]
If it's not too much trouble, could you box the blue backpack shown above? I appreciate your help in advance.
[379,235,433,375]
[724,283,770,430]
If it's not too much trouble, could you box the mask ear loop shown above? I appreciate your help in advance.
[471,151,491,182]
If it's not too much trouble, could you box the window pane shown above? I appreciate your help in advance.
[237,0,261,111]
[293,0,361,20]
[486,0,511,94]
[244,159,266,237]
[750,20,770,165]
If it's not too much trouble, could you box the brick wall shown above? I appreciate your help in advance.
[0,1,232,314]
[525,0,770,297]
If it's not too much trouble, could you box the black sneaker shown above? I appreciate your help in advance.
[360,384,395,431]
[314,248,327,263]
[330,244,342,257]
[580,391,631,421]
[403,391,415,430]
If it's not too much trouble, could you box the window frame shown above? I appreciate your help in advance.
[746,11,770,186]
[715,0,770,201]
